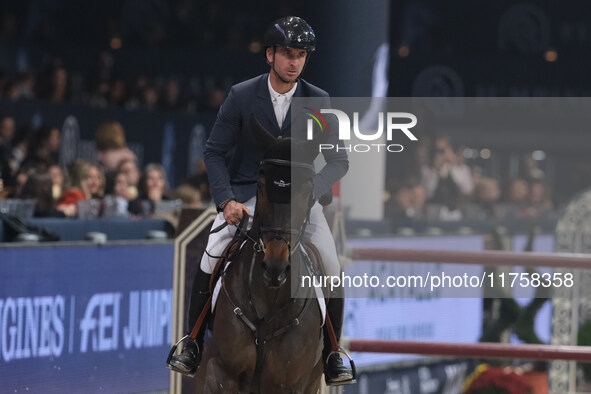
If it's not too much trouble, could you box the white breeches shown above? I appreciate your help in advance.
[200,196,340,277]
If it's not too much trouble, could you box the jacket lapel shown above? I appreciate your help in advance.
[256,74,281,136]
[283,82,307,137]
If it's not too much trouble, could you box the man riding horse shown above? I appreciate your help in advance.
[167,16,354,386]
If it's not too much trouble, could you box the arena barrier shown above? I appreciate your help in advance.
[343,339,591,362]
[170,208,591,393]
[350,247,591,269]
[339,246,591,394]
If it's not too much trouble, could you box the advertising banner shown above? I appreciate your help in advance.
[0,243,174,393]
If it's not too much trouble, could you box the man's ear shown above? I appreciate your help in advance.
[265,47,274,65]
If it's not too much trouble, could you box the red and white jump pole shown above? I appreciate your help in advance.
[349,248,591,269]
[343,339,591,362]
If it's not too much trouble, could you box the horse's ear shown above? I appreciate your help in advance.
[250,114,277,153]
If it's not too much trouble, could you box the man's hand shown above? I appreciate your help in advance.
[223,200,251,225]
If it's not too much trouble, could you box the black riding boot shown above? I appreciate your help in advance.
[168,267,212,376]
[323,286,355,385]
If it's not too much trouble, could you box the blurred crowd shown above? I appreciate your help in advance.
[1,1,299,50]
[384,135,555,222]
[0,115,212,219]
[0,0,305,113]
[0,2,576,225]
[0,53,228,113]
[0,1,298,221]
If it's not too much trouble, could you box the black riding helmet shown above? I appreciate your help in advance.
[263,16,316,52]
[264,17,316,81]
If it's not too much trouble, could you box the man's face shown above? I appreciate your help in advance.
[267,46,308,83]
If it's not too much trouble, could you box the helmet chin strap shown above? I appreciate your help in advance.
[271,63,292,85]
[269,48,293,85]
[269,47,308,86]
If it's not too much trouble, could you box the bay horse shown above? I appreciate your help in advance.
[194,116,326,393]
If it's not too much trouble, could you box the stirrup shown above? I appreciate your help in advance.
[166,335,199,378]
[325,348,357,386]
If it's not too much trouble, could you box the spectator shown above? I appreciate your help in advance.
[89,50,115,105]
[103,169,131,216]
[9,164,37,198]
[21,124,60,170]
[140,162,170,203]
[411,183,427,218]
[526,179,553,217]
[384,179,426,220]
[159,78,183,111]
[174,183,203,209]
[7,124,35,178]
[94,121,137,171]
[48,164,64,200]
[57,159,100,217]
[520,154,545,181]
[182,158,212,203]
[36,64,70,103]
[87,163,105,199]
[422,135,474,203]
[202,88,226,112]
[125,74,151,109]
[105,169,131,200]
[0,115,15,157]
[0,115,15,187]
[505,178,529,206]
[20,172,65,217]
[503,178,530,218]
[15,69,36,100]
[128,163,171,216]
[117,157,140,200]
[385,183,414,219]
[109,78,127,107]
[142,85,159,109]
[3,80,20,100]
[473,177,501,218]
[0,68,5,93]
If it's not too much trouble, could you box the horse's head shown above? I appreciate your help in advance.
[250,115,318,288]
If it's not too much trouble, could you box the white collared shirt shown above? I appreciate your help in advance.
[268,76,297,128]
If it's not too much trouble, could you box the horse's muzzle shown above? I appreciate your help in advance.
[262,260,290,288]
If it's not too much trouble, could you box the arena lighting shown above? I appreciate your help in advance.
[463,148,478,159]
[532,150,546,160]
[398,45,410,58]
[480,148,491,159]
[544,49,558,62]
[249,41,262,53]
[110,37,122,50]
